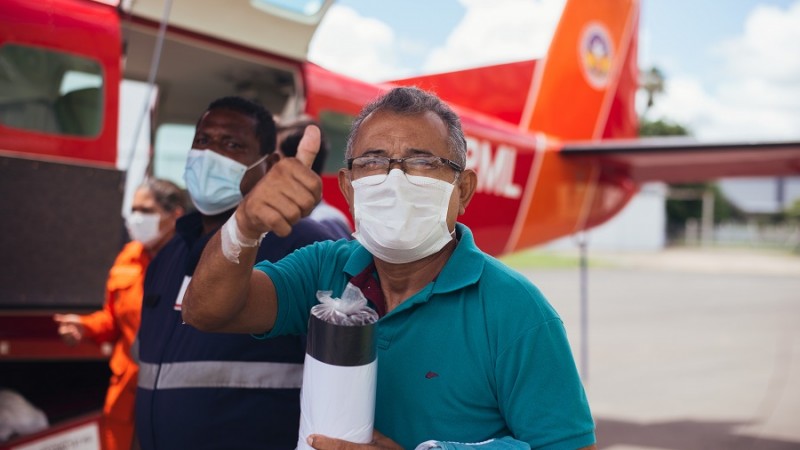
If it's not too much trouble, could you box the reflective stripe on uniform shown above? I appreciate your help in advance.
[138,360,303,390]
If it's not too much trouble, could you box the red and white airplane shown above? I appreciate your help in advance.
[1,0,799,446]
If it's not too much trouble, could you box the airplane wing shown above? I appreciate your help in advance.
[504,137,800,252]
[561,138,800,183]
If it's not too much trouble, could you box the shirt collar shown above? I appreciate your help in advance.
[343,240,377,278]
[431,223,484,294]
[175,209,236,245]
[175,211,204,244]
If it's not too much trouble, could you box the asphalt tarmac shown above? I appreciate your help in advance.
[512,247,800,450]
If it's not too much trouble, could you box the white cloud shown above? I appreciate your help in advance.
[309,0,565,81]
[653,1,800,140]
[423,0,565,73]
[311,1,800,142]
[647,75,799,140]
[308,5,410,82]
[718,2,800,86]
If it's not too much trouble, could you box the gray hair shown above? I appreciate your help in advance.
[141,178,188,213]
[345,87,467,167]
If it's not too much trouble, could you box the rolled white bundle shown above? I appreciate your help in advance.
[296,284,379,449]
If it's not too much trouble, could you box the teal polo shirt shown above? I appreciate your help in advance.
[256,224,595,450]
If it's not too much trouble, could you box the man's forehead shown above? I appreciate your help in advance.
[361,109,442,125]
[355,110,448,152]
[198,109,257,134]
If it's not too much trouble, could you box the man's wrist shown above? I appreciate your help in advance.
[220,212,267,263]
[234,210,264,243]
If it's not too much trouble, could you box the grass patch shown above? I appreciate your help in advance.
[500,249,583,269]
[500,248,613,269]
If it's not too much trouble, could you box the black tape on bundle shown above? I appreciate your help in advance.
[306,313,376,367]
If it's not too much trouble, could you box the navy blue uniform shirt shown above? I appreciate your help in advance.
[135,211,340,450]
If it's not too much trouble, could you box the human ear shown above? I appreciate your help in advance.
[457,169,477,215]
[337,168,355,215]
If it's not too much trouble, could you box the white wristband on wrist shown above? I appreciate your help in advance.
[220,213,267,264]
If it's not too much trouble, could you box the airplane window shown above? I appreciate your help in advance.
[250,0,326,21]
[0,44,103,137]
[319,110,353,174]
[60,70,102,95]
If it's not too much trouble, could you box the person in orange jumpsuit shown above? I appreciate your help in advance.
[54,179,186,450]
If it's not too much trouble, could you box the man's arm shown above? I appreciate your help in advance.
[306,433,596,449]
[182,126,322,334]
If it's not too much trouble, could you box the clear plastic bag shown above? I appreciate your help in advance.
[312,283,379,326]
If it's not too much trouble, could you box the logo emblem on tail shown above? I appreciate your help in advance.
[580,22,613,90]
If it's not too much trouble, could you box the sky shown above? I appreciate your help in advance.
[308,0,800,142]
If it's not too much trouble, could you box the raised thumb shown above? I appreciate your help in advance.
[295,124,321,168]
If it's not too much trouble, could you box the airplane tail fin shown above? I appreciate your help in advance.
[519,0,640,141]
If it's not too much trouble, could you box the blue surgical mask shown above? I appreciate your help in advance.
[183,149,267,215]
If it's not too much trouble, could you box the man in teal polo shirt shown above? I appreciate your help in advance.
[183,87,596,450]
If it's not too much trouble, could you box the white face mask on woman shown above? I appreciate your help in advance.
[352,169,456,264]
[125,212,162,247]
[183,149,267,215]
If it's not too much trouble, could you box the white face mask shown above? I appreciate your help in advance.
[125,212,162,247]
[352,169,456,264]
[183,149,267,215]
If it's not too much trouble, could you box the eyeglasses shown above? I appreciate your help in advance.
[347,155,463,182]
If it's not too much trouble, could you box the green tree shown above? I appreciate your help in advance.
[664,183,745,239]
[639,118,690,137]
[786,198,800,221]
[640,66,665,112]
[637,77,742,242]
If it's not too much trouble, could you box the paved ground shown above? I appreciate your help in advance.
[510,247,800,450]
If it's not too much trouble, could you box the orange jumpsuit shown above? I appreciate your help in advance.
[80,241,151,450]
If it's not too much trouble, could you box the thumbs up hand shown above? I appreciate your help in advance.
[293,124,321,168]
[237,124,323,238]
